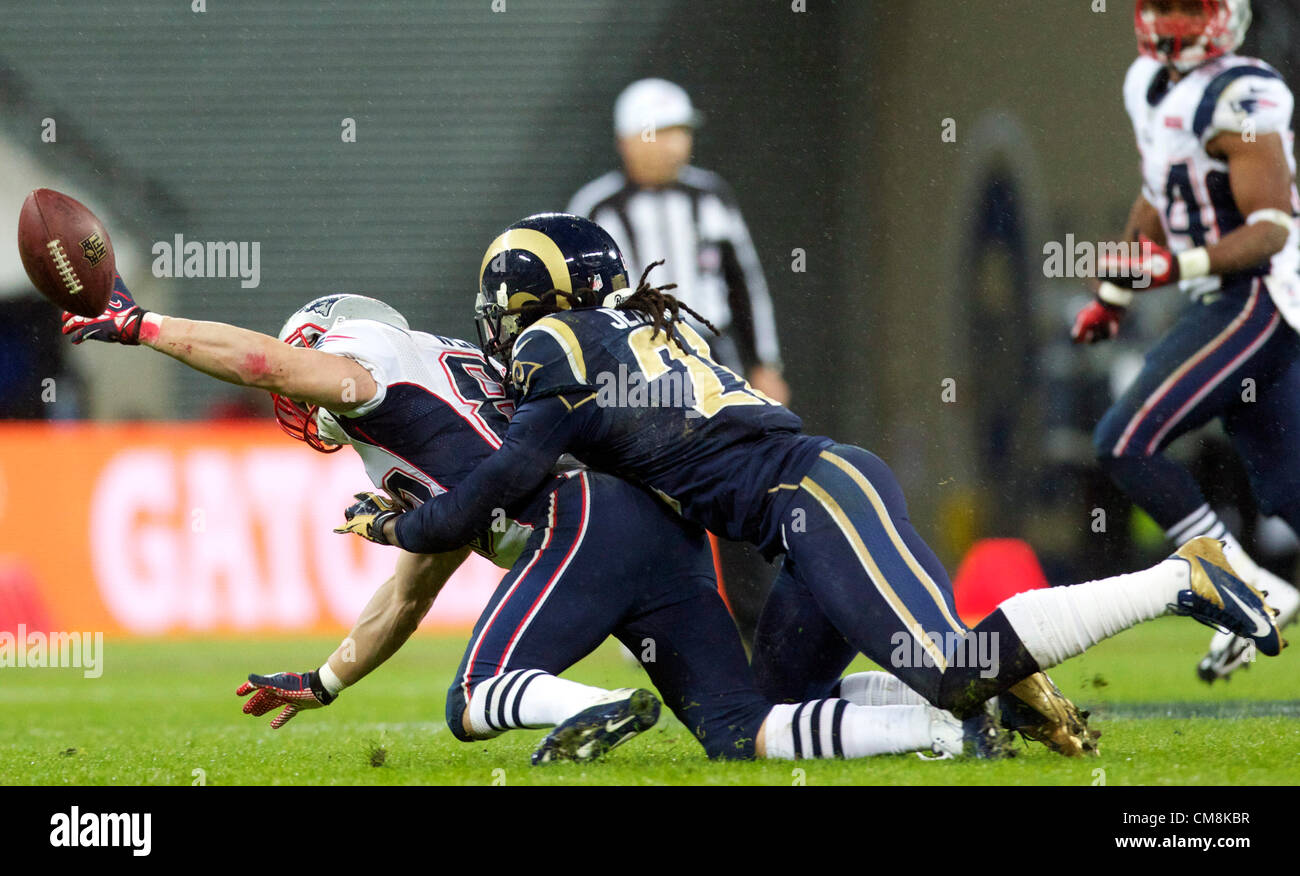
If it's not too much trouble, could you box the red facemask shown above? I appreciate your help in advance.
[270,321,343,454]
[1135,0,1233,71]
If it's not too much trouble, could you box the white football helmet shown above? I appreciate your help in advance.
[1136,0,1252,73]
[273,294,409,452]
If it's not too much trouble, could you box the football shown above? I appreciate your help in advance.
[17,187,115,318]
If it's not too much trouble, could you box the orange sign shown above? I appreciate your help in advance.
[0,422,503,635]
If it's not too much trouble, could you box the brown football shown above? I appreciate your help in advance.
[17,188,116,318]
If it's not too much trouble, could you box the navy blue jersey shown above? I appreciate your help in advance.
[394,308,830,556]
[511,308,828,546]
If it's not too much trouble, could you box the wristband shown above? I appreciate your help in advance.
[138,312,165,345]
[318,661,347,697]
[1247,208,1296,236]
[1097,281,1134,308]
[1177,247,1211,281]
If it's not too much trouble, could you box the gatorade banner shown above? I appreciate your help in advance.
[0,422,502,635]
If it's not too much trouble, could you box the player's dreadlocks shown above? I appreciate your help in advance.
[506,260,720,353]
[615,260,720,351]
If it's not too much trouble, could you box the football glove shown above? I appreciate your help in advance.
[61,273,149,345]
[335,491,401,545]
[237,670,336,729]
[1071,299,1125,345]
[1097,234,1187,290]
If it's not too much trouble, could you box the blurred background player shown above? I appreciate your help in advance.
[567,78,788,642]
[1072,0,1300,681]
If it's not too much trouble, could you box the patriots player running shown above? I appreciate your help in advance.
[1072,0,1300,681]
[348,212,1283,756]
[62,275,1016,763]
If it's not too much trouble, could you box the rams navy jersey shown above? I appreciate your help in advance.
[505,307,830,552]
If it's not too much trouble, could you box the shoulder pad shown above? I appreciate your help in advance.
[1124,55,1165,114]
[315,320,403,417]
[510,315,593,402]
[1195,61,1291,140]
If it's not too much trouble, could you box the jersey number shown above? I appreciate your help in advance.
[383,469,434,507]
[626,321,776,417]
[440,352,515,436]
[1166,162,1238,246]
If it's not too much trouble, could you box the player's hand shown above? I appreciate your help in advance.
[335,491,401,545]
[61,274,149,345]
[1097,234,1179,290]
[237,670,335,729]
[1071,299,1125,344]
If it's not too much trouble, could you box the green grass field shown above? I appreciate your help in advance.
[2,617,1298,786]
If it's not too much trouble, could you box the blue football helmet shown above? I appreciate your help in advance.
[475,213,630,370]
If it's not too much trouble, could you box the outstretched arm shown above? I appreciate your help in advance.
[62,273,377,413]
[238,547,470,728]
[324,547,471,685]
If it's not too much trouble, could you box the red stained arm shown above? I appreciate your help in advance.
[143,315,378,412]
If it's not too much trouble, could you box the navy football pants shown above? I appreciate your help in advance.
[1094,279,1300,530]
[751,444,976,706]
[445,471,771,759]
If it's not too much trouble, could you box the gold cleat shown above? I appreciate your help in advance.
[1172,537,1283,657]
[1000,672,1100,757]
[1175,536,1272,605]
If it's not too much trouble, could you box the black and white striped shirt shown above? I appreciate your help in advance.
[566,165,781,371]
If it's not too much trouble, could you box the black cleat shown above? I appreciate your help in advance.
[531,688,661,765]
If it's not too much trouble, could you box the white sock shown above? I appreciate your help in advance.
[837,671,929,707]
[468,670,611,737]
[1219,532,1263,585]
[1167,503,1229,544]
[762,700,935,759]
[997,560,1190,668]
[1167,506,1260,584]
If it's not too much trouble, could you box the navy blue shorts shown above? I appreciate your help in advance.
[751,443,967,705]
[445,470,771,759]
[1094,278,1300,515]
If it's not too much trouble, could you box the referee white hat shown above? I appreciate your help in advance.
[614,78,703,138]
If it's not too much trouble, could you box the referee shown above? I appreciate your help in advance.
[567,77,789,644]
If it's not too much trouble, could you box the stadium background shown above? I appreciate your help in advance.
[2,0,1298,635]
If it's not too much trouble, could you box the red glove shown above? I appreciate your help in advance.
[61,273,149,345]
[1072,299,1125,344]
[1097,234,1179,290]
[237,670,335,729]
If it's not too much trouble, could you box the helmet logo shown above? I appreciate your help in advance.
[304,295,344,317]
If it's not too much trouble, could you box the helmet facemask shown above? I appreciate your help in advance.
[474,282,519,376]
[1135,0,1250,73]
[272,392,343,453]
[270,294,408,454]
[270,320,344,453]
